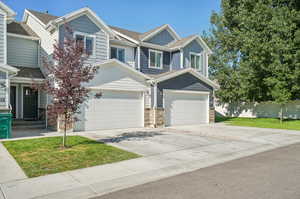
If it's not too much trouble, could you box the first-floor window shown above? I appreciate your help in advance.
[149,50,163,69]
[74,32,95,56]
[0,70,7,107]
[110,47,125,62]
[190,53,203,72]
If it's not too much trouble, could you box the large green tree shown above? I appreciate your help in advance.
[204,0,300,120]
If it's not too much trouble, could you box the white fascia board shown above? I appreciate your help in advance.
[46,7,117,38]
[152,68,219,89]
[140,42,172,52]
[110,39,137,47]
[7,33,40,41]
[171,35,213,54]
[23,9,46,28]
[112,30,140,45]
[10,77,44,84]
[94,59,152,80]
[0,64,19,74]
[0,1,16,18]
[141,24,181,42]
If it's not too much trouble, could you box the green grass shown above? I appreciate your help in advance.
[3,136,140,178]
[216,116,300,131]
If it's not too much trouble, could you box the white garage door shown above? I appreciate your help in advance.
[83,90,144,131]
[164,90,209,126]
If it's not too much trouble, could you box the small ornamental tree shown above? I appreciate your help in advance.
[41,25,97,148]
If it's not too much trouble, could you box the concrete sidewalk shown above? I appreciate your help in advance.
[0,143,26,183]
[1,125,300,199]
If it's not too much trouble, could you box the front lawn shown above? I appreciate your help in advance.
[216,116,300,131]
[3,136,140,178]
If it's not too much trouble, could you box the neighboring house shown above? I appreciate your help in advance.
[0,2,219,132]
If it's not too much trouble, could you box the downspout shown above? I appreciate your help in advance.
[153,83,157,127]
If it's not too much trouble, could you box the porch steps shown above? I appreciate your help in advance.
[12,120,46,129]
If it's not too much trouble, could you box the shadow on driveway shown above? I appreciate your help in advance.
[98,131,164,143]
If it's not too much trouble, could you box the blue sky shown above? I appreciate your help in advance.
[4,0,221,37]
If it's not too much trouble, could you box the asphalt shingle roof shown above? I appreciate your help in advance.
[14,66,44,79]
[27,9,59,25]
[7,21,38,37]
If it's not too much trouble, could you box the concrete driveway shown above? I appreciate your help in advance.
[2,123,300,199]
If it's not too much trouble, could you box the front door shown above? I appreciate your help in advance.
[23,87,38,120]
[10,86,16,118]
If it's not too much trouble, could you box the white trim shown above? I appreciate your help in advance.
[0,64,19,74]
[112,30,139,45]
[0,1,16,18]
[110,39,137,47]
[3,12,7,66]
[88,87,147,92]
[140,42,171,52]
[141,24,181,42]
[7,33,40,41]
[148,49,163,69]
[23,9,47,28]
[106,32,110,60]
[206,53,209,77]
[190,52,204,71]
[10,84,19,119]
[93,59,151,80]
[180,49,183,69]
[137,46,141,69]
[74,31,96,57]
[11,77,44,84]
[151,68,219,89]
[170,35,213,55]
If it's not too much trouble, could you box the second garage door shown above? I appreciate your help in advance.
[82,90,144,131]
[164,90,209,126]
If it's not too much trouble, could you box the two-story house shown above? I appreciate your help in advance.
[1,2,219,132]
[0,2,47,124]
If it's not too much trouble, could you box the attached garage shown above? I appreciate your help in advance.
[83,90,144,131]
[74,59,150,131]
[164,90,209,126]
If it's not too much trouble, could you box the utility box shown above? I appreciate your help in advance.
[0,113,12,139]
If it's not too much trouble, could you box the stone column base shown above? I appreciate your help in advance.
[144,108,165,128]
[209,108,215,123]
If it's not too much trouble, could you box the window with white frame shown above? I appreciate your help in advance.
[190,53,204,72]
[74,32,95,56]
[0,70,8,107]
[110,47,125,62]
[149,50,163,69]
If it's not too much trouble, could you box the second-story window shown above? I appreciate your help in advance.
[190,53,204,72]
[110,47,125,62]
[74,32,95,56]
[149,50,163,69]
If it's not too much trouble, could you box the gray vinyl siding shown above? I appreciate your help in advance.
[7,36,39,67]
[0,13,5,64]
[140,47,170,75]
[59,15,108,64]
[145,29,175,46]
[183,40,203,67]
[156,73,214,108]
[171,51,181,70]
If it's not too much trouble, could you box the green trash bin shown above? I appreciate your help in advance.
[0,113,12,139]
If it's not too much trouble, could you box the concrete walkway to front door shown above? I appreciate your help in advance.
[1,124,300,199]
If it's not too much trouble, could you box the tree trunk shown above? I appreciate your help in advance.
[280,105,284,124]
[62,113,67,148]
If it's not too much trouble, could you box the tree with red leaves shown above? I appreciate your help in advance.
[41,25,97,148]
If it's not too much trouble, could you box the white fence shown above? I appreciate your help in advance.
[215,100,300,119]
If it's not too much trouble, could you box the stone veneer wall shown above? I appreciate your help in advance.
[144,108,165,128]
[209,108,215,123]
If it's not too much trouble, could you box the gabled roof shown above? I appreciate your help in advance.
[168,34,213,54]
[26,9,59,25]
[25,8,117,38]
[151,68,219,89]
[94,59,151,80]
[140,24,181,42]
[109,25,141,41]
[7,21,38,37]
